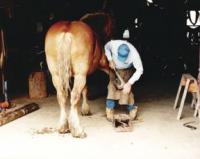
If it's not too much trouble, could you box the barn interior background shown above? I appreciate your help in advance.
[0,0,200,100]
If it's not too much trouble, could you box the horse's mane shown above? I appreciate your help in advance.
[80,12,114,45]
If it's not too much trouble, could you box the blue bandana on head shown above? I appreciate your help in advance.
[117,44,130,62]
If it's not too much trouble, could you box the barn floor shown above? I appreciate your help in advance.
[0,78,200,159]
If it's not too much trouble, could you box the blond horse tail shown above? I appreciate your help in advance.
[57,32,72,97]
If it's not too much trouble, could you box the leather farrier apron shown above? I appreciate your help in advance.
[107,67,135,105]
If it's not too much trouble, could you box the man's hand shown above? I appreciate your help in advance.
[109,60,115,70]
[122,82,132,94]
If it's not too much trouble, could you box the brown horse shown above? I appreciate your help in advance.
[45,12,113,138]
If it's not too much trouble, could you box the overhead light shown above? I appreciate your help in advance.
[186,10,200,45]
[146,0,164,9]
[134,18,139,28]
[122,29,130,39]
[186,10,200,29]
[134,18,138,24]
[146,0,154,6]
[147,0,154,3]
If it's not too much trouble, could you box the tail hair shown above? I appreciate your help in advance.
[57,32,72,97]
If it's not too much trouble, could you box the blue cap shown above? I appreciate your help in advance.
[117,44,130,62]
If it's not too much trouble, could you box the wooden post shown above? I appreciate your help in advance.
[28,71,47,99]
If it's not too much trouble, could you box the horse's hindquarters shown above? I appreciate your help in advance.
[45,21,100,137]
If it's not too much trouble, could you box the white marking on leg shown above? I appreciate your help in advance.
[59,108,68,127]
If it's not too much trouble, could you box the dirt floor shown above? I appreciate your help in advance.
[0,79,200,159]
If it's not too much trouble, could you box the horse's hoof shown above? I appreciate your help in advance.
[81,103,91,116]
[106,108,114,122]
[71,128,87,138]
[81,110,92,116]
[58,125,70,134]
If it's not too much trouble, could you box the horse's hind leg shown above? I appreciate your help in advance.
[51,73,69,133]
[81,86,91,115]
[69,74,87,138]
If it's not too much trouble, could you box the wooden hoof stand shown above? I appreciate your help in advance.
[113,113,133,132]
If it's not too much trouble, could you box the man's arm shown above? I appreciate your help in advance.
[128,49,143,85]
[104,41,115,69]
[122,46,143,94]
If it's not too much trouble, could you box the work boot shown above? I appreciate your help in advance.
[106,107,114,122]
[129,106,138,120]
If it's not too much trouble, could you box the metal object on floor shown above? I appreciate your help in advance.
[173,73,200,120]
[183,121,197,130]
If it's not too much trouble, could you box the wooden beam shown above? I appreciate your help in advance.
[0,103,39,126]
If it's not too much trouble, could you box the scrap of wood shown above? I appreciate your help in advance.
[0,103,39,126]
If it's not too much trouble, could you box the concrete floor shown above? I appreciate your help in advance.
[0,80,200,159]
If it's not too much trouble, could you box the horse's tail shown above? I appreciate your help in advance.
[57,32,72,97]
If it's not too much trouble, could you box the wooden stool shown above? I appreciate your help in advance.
[173,73,200,120]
